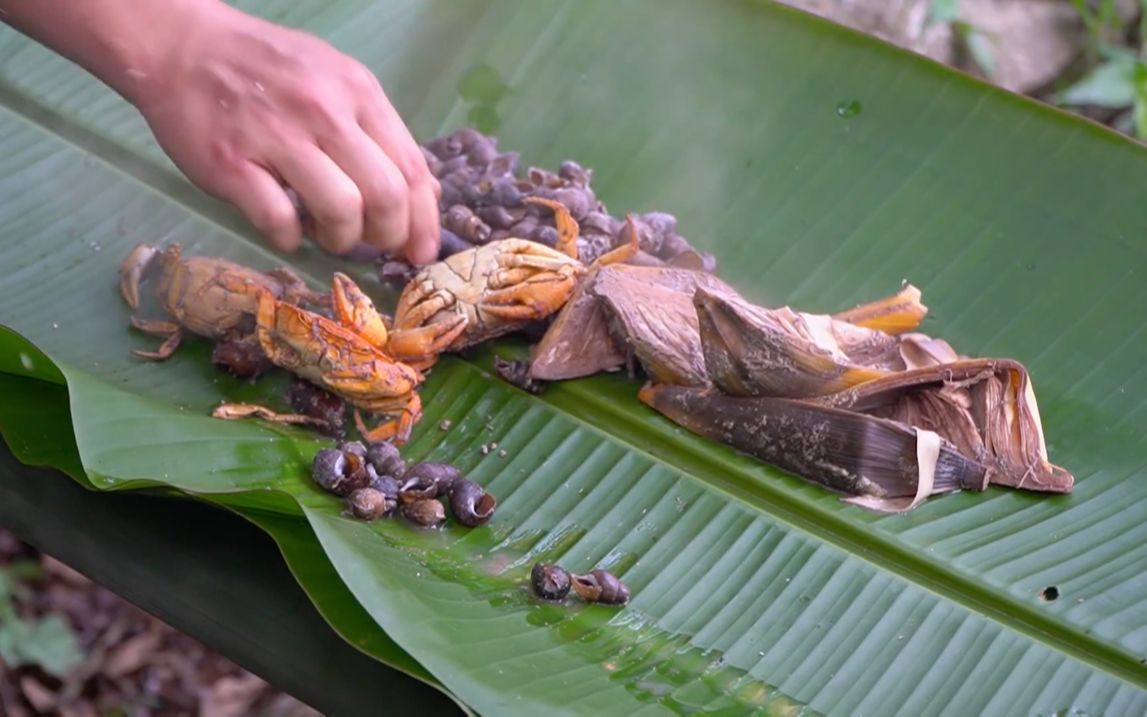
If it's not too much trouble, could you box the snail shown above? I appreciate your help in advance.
[366,441,405,478]
[449,478,497,527]
[403,498,447,528]
[399,462,462,502]
[311,448,371,497]
[571,569,630,606]
[347,487,393,521]
[530,563,571,601]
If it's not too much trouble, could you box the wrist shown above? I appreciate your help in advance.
[88,0,225,107]
[0,0,226,106]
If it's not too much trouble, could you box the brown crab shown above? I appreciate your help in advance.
[383,197,639,370]
[214,288,424,444]
[119,242,326,359]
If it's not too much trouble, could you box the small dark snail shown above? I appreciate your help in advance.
[311,448,372,497]
[368,473,399,503]
[531,225,559,247]
[347,487,393,521]
[570,569,630,606]
[444,205,492,243]
[530,563,571,601]
[366,441,405,478]
[403,498,446,528]
[552,187,592,220]
[449,478,497,527]
[338,440,368,458]
[400,462,461,502]
[438,229,473,259]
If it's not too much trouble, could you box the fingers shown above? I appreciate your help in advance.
[360,105,441,265]
[272,143,364,255]
[404,177,441,265]
[319,128,411,255]
[222,163,304,252]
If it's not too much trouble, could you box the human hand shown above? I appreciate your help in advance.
[131,2,442,264]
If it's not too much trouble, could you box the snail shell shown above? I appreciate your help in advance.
[311,448,371,497]
[449,478,497,527]
[399,462,461,503]
[530,563,571,601]
[570,569,630,606]
[368,473,399,503]
[347,487,393,521]
[366,441,405,478]
[338,441,368,458]
[403,498,447,528]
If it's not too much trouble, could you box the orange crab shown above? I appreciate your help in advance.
[382,197,639,370]
[216,288,424,444]
[119,242,326,359]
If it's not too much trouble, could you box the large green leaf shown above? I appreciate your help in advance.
[2,1,1146,714]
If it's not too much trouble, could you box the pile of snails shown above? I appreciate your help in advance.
[311,440,496,529]
[371,127,717,287]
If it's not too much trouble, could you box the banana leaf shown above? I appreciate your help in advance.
[2,1,1147,715]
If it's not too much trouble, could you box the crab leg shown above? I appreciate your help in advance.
[590,214,640,268]
[385,318,468,369]
[353,391,423,445]
[393,289,457,328]
[128,316,183,360]
[212,403,331,428]
[478,270,579,320]
[522,197,580,258]
[497,252,583,273]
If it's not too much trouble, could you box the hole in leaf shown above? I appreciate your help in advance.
[1039,586,1060,602]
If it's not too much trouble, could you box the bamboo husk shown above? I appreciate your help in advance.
[529,265,931,389]
[527,264,739,382]
[637,383,988,513]
[692,285,931,398]
[809,358,1074,493]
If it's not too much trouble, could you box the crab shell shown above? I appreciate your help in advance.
[386,197,638,369]
[119,242,326,359]
[253,289,424,444]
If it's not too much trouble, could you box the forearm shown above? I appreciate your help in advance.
[0,0,219,104]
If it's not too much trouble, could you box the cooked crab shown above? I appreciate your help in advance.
[215,289,424,445]
[384,197,639,369]
[119,242,326,360]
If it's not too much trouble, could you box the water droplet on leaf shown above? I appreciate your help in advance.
[836,99,862,119]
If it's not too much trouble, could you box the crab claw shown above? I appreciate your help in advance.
[118,243,161,310]
[522,196,580,259]
[332,272,391,350]
[589,213,640,268]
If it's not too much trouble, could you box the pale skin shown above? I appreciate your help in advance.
[0,0,442,264]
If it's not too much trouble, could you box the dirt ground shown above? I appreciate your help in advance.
[2,2,1142,716]
[0,530,321,717]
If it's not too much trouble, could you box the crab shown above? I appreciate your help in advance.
[119,242,327,359]
[382,197,639,369]
[215,288,424,444]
